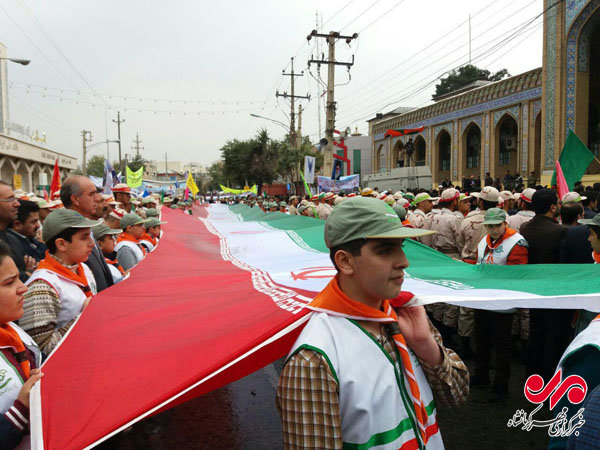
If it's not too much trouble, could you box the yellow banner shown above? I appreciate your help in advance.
[186,172,200,196]
[126,166,144,188]
[219,184,257,195]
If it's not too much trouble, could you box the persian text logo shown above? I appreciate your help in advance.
[507,369,587,438]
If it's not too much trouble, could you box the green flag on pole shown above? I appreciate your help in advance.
[550,130,595,189]
[300,170,312,196]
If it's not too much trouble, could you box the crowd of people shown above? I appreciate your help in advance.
[223,181,599,449]
[0,175,182,448]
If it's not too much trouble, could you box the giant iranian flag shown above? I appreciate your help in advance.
[30,204,600,449]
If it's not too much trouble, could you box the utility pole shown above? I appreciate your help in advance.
[307,30,358,176]
[112,111,125,172]
[297,104,303,144]
[276,57,310,147]
[131,132,144,158]
[81,130,92,176]
[164,152,168,181]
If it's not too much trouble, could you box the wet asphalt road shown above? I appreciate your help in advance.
[101,349,552,450]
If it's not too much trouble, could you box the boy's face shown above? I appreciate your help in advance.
[148,225,161,238]
[57,228,95,263]
[340,238,409,303]
[589,228,600,252]
[485,222,507,240]
[128,223,145,239]
[458,199,470,215]
[98,234,116,254]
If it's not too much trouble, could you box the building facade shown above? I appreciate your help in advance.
[368,0,600,188]
[0,133,77,193]
[370,69,543,187]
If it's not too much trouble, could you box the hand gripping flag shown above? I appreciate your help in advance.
[186,172,199,196]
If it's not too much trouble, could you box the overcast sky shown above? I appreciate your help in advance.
[1,0,544,168]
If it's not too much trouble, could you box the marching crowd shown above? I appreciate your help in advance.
[231,182,600,449]
[0,175,178,448]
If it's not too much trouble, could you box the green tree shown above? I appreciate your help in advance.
[127,153,146,173]
[207,161,226,191]
[220,129,278,193]
[434,64,510,99]
[277,136,322,184]
[86,155,105,178]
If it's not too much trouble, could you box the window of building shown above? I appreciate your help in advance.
[353,149,361,175]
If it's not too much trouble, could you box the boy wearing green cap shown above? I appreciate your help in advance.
[277,197,468,449]
[116,214,150,271]
[472,208,528,402]
[93,223,127,284]
[140,218,167,253]
[20,209,101,353]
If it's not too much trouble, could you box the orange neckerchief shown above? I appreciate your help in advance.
[0,325,30,379]
[117,232,147,256]
[104,257,125,275]
[307,277,430,445]
[482,227,518,264]
[141,232,157,247]
[593,251,600,264]
[36,253,93,299]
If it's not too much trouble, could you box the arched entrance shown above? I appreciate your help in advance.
[414,135,426,166]
[462,123,481,178]
[495,114,519,180]
[376,144,386,173]
[393,140,405,168]
[436,130,451,183]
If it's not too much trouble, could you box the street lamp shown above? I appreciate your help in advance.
[0,57,30,66]
[83,140,120,176]
[249,113,289,131]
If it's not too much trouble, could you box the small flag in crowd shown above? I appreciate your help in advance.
[49,159,61,200]
[384,126,425,138]
[186,172,200,196]
[551,130,595,189]
[555,160,569,200]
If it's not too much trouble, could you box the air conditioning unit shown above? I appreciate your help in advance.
[505,137,517,151]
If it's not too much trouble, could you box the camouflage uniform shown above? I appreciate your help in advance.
[409,209,433,246]
[456,209,488,337]
[506,210,535,233]
[429,208,463,326]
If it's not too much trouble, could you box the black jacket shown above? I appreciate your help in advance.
[559,225,594,264]
[520,214,568,264]
[85,244,114,292]
[0,229,29,282]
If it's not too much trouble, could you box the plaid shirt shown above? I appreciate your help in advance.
[276,319,469,449]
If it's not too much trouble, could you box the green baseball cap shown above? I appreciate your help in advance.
[170,204,177,209]
[392,204,407,221]
[145,218,167,228]
[142,197,157,204]
[483,208,507,225]
[120,213,150,230]
[413,192,439,204]
[324,197,435,248]
[279,201,287,207]
[92,223,122,241]
[578,214,600,226]
[403,192,415,200]
[42,209,102,243]
[145,208,158,218]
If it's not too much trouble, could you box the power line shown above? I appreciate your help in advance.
[9,94,79,133]
[336,0,538,110]
[335,6,547,124]
[8,81,276,105]
[15,0,112,109]
[0,3,93,101]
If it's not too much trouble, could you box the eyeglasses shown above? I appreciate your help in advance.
[0,197,17,203]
